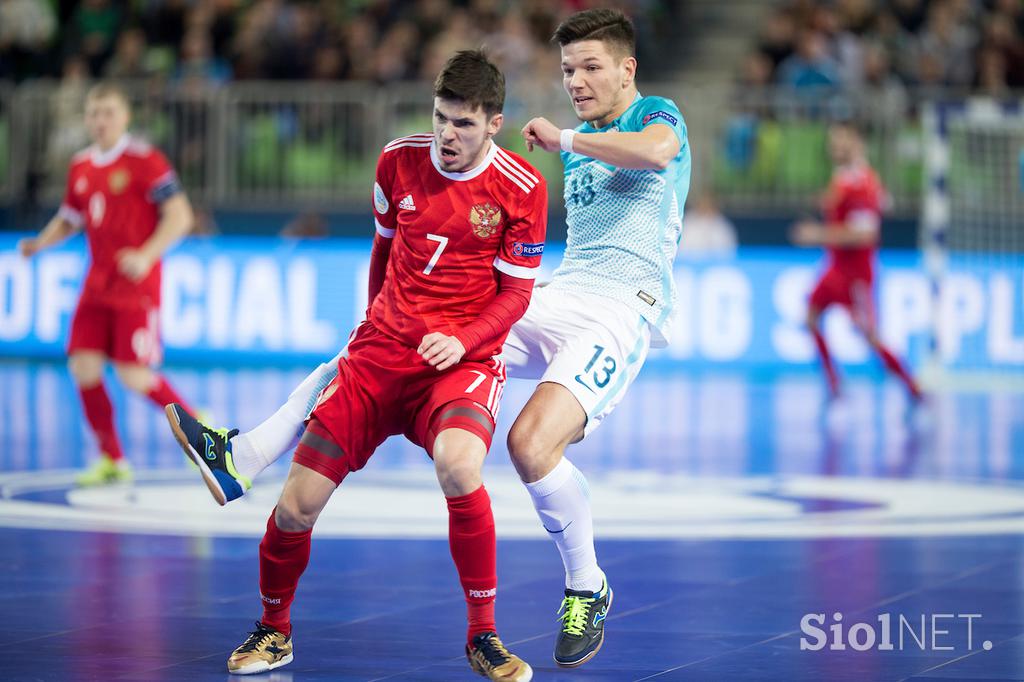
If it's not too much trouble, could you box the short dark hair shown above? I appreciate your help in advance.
[552,8,635,58]
[433,49,505,117]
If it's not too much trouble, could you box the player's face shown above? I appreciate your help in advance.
[85,95,131,150]
[561,40,637,128]
[432,98,503,173]
[828,126,860,166]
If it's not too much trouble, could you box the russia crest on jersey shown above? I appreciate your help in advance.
[470,203,502,238]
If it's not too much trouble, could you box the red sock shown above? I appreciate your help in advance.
[78,383,124,461]
[258,508,312,637]
[875,343,922,399]
[447,485,497,644]
[811,328,840,397]
[146,374,194,414]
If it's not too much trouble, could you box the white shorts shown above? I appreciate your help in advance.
[500,286,651,438]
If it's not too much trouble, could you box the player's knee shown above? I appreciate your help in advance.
[67,354,104,387]
[427,402,491,494]
[434,449,482,495]
[114,364,154,394]
[507,425,553,477]
[274,493,321,532]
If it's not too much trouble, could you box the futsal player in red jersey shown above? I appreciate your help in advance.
[18,82,196,486]
[791,121,922,401]
[167,51,545,679]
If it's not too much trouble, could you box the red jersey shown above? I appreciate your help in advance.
[370,134,547,361]
[59,135,181,309]
[821,162,884,280]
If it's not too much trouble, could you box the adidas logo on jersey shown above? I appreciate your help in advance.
[398,195,416,211]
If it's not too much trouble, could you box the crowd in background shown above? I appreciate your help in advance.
[0,0,676,87]
[742,0,1024,97]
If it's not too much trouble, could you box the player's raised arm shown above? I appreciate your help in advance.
[17,214,79,258]
[522,116,679,171]
[18,164,88,258]
[791,211,880,249]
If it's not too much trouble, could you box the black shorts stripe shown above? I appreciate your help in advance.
[299,425,346,460]
[438,405,494,435]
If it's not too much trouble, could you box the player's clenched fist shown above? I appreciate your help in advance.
[790,220,823,247]
[17,238,40,258]
[418,332,467,371]
[116,248,156,281]
[522,117,561,153]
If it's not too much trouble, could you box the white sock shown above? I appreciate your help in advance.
[231,353,341,481]
[525,457,604,593]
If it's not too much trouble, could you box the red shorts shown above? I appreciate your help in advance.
[67,299,162,366]
[809,269,875,329]
[294,321,507,485]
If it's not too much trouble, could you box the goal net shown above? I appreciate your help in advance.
[920,99,1024,388]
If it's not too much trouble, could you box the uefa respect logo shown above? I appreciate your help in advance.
[800,613,992,652]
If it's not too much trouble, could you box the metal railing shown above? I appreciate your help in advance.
[0,80,949,216]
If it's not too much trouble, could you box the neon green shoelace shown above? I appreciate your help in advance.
[557,595,595,637]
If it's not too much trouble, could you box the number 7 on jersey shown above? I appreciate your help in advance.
[424,234,448,275]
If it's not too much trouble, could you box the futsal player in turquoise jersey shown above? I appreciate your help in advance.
[517,7,691,667]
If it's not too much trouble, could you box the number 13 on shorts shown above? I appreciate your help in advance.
[574,344,618,395]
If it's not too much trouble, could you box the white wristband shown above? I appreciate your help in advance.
[560,129,577,154]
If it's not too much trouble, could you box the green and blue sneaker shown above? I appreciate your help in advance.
[76,455,133,487]
[165,403,250,505]
[554,575,613,668]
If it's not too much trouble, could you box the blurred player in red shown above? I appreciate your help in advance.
[18,83,196,485]
[791,121,922,401]
[166,51,545,679]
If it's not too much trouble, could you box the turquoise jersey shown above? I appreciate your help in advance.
[549,93,691,347]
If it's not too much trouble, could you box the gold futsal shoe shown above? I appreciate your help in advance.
[466,631,533,681]
[227,622,293,675]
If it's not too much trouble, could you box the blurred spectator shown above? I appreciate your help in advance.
[813,3,865,87]
[104,27,153,80]
[862,41,907,118]
[746,0,1024,97]
[311,45,345,81]
[0,0,56,81]
[777,30,841,89]
[341,15,380,81]
[67,0,124,76]
[142,0,188,49]
[759,10,799,69]
[418,9,478,80]
[982,11,1024,87]
[0,1,685,85]
[976,44,1009,95]
[891,0,929,33]
[174,28,231,85]
[372,21,420,82]
[680,193,738,257]
[46,56,91,178]
[734,51,775,118]
[913,0,977,87]
[281,212,328,239]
